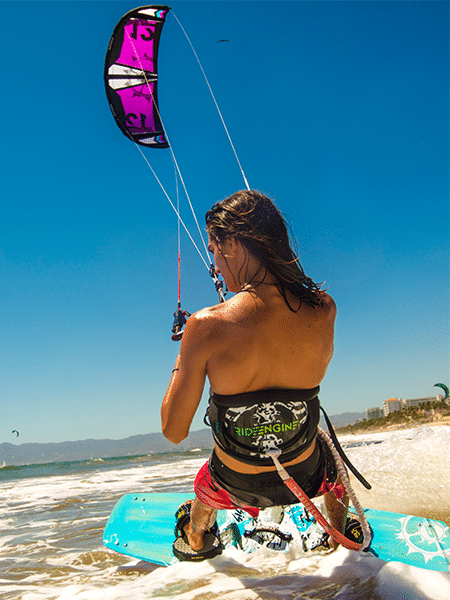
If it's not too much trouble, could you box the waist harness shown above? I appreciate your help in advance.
[204,387,320,466]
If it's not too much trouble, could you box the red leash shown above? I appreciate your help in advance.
[266,449,363,552]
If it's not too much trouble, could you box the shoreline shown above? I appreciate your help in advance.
[337,420,450,444]
[336,415,450,437]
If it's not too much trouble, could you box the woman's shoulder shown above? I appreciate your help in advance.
[320,292,336,313]
[313,292,336,327]
[183,301,236,343]
[298,291,336,327]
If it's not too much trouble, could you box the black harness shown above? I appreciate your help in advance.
[204,386,371,489]
[204,387,320,467]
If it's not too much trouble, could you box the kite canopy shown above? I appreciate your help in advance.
[12,430,19,437]
[104,5,171,148]
[434,383,449,400]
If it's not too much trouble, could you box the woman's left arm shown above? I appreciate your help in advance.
[161,312,210,444]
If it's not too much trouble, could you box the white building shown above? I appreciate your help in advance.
[402,396,441,409]
[383,398,402,416]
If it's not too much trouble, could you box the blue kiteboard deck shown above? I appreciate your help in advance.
[103,492,450,572]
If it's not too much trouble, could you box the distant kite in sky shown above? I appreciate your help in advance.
[104,5,170,148]
[12,430,19,437]
[434,383,449,400]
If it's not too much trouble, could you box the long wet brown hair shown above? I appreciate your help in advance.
[205,190,323,310]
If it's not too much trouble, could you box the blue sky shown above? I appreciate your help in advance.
[1,1,448,445]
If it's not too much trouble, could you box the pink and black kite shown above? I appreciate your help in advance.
[104,5,171,148]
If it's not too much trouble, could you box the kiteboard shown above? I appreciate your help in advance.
[103,492,450,571]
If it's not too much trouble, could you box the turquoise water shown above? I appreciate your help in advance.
[0,450,206,482]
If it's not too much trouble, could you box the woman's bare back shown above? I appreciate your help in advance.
[202,287,336,395]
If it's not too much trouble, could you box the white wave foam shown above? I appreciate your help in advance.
[341,426,450,520]
[3,426,450,600]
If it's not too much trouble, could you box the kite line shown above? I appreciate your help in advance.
[171,10,251,192]
[105,5,249,336]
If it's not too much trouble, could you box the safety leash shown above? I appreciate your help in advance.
[266,442,372,552]
[317,427,372,551]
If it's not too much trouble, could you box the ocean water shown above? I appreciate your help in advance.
[1,426,450,600]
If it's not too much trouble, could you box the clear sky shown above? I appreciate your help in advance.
[1,1,448,445]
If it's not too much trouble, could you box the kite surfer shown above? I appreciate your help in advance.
[161,190,349,561]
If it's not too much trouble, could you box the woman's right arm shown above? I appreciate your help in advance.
[161,311,213,444]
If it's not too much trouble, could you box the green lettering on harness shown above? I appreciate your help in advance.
[233,420,300,437]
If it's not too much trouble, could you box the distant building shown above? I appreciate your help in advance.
[366,407,383,420]
[383,398,402,416]
[402,396,430,408]
[402,396,441,409]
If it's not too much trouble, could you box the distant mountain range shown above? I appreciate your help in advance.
[1,411,365,467]
[325,411,366,429]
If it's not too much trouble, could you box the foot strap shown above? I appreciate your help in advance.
[173,502,223,562]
